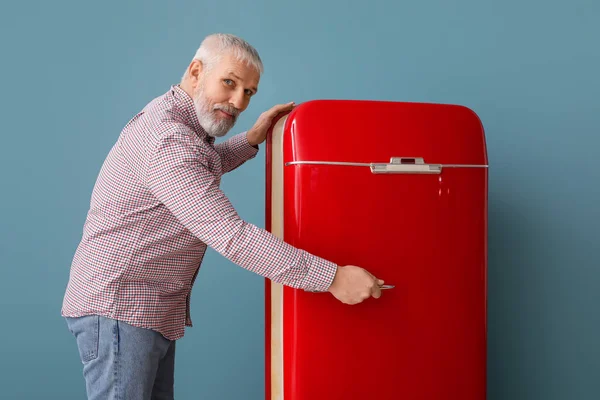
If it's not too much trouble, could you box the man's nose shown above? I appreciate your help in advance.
[230,90,246,111]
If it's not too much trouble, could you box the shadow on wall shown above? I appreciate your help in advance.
[486,192,556,400]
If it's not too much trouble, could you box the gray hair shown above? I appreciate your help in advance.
[182,33,263,80]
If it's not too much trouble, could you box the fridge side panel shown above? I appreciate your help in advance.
[264,109,272,400]
[265,115,290,400]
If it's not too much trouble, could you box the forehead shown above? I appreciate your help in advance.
[213,53,260,86]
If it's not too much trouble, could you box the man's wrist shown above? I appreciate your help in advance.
[246,130,260,147]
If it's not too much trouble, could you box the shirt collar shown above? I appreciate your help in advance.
[170,84,215,145]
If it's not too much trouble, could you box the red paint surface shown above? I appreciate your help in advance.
[266,100,487,399]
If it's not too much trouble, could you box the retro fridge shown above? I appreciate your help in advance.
[264,99,488,400]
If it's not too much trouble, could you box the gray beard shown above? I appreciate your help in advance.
[193,88,238,138]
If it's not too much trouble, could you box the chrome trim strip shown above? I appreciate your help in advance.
[285,161,489,168]
[285,161,371,167]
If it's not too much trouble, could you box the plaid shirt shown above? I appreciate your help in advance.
[61,85,337,340]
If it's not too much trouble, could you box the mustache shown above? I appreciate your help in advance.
[213,104,240,120]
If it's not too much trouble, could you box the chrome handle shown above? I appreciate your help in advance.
[370,157,441,174]
[305,284,394,293]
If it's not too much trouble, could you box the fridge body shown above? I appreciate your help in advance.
[265,99,488,400]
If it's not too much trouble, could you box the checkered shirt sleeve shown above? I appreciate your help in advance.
[146,128,338,292]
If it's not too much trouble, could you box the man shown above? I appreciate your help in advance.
[62,33,385,400]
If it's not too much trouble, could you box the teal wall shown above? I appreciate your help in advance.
[0,1,598,399]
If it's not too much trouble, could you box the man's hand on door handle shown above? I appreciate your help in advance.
[327,265,384,305]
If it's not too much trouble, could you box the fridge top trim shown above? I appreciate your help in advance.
[285,160,488,174]
[285,161,489,168]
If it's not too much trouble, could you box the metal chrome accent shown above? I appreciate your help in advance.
[437,164,489,168]
[285,161,371,167]
[370,157,441,174]
[285,158,488,172]
[306,284,394,293]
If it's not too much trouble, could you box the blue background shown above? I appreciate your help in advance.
[0,0,598,399]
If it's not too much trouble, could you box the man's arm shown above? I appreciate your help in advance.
[213,131,259,174]
[212,101,295,174]
[146,130,337,292]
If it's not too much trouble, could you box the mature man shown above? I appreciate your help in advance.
[62,33,384,399]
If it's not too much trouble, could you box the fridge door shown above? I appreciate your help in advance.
[265,100,488,400]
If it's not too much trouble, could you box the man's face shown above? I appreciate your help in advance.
[192,53,260,137]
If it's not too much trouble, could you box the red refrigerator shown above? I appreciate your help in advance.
[264,99,488,400]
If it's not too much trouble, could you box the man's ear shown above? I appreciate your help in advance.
[188,59,204,86]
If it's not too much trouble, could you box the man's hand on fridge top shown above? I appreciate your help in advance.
[327,265,385,305]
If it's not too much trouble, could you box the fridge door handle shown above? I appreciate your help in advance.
[370,157,442,174]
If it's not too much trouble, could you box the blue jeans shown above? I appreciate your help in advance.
[65,315,176,400]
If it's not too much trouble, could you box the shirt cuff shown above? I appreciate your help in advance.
[300,255,338,292]
[230,131,259,160]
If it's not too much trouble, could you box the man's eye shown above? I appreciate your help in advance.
[245,89,253,96]
[224,79,233,85]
